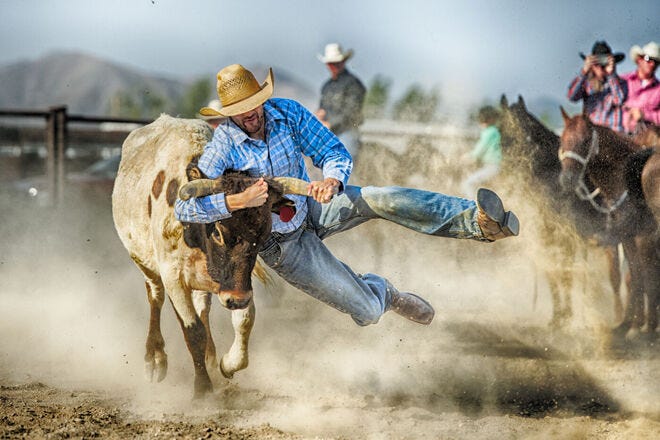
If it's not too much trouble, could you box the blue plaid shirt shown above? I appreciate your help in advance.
[174,98,352,233]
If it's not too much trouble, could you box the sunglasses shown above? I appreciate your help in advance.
[642,54,657,65]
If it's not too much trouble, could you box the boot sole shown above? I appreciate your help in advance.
[477,188,520,236]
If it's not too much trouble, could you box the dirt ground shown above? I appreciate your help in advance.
[1,178,659,439]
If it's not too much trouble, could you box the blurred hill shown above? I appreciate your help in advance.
[0,51,317,117]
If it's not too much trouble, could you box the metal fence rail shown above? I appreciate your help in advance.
[0,106,151,205]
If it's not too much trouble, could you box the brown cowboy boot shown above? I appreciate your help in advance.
[476,188,520,241]
[389,291,435,325]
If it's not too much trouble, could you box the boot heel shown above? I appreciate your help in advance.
[502,211,520,236]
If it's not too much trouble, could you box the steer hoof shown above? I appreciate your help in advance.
[144,354,168,383]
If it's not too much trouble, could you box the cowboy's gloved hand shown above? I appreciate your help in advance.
[308,178,340,204]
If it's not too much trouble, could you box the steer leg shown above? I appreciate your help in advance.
[143,278,168,383]
[166,282,213,398]
[220,300,255,379]
[192,290,218,371]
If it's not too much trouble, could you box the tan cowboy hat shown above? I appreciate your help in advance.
[199,64,274,117]
[317,43,353,64]
[197,99,224,120]
[630,41,660,63]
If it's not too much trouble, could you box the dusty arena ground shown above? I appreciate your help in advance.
[1,155,659,439]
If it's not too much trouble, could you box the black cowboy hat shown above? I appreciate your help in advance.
[579,40,625,65]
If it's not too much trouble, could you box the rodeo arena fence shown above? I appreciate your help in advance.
[0,107,477,207]
[0,106,151,206]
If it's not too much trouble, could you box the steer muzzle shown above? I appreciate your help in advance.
[219,290,253,310]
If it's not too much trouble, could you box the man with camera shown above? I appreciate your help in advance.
[567,40,627,132]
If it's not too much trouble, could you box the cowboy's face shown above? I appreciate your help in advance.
[326,61,345,78]
[231,105,265,136]
[636,54,658,78]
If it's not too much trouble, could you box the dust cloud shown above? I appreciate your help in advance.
[1,134,658,439]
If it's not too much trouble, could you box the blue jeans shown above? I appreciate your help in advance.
[258,185,485,326]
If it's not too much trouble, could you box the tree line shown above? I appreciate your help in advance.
[107,75,442,123]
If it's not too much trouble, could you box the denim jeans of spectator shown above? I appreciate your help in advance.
[258,185,485,326]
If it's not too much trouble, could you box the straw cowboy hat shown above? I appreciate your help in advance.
[197,99,224,120]
[579,40,625,65]
[199,64,274,117]
[629,41,660,63]
[317,43,354,64]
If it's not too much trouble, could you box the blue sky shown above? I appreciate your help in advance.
[0,0,658,113]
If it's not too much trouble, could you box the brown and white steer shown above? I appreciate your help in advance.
[112,115,306,398]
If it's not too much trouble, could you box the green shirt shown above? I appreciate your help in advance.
[471,125,502,165]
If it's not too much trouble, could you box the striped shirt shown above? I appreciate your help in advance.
[567,72,627,132]
[174,98,352,233]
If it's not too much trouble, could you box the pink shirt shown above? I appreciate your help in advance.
[621,71,660,133]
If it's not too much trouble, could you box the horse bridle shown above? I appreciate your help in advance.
[558,129,628,215]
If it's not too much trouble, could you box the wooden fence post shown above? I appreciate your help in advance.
[46,105,67,206]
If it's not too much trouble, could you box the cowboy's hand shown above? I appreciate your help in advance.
[226,178,268,211]
[605,55,615,75]
[308,178,340,203]
[629,107,644,121]
[315,109,331,129]
[582,56,595,74]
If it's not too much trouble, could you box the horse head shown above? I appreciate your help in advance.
[499,95,561,182]
[558,108,598,192]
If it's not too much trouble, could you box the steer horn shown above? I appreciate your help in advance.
[273,177,310,195]
[178,176,310,200]
[178,179,222,201]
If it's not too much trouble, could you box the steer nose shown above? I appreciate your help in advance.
[220,290,253,310]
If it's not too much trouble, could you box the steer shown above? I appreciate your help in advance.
[112,114,307,398]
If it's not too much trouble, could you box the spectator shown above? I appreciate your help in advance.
[461,106,502,198]
[315,43,366,160]
[621,41,660,133]
[567,40,627,132]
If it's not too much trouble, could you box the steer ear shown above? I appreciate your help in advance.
[185,156,207,181]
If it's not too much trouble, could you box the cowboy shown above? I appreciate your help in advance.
[174,64,519,327]
[315,43,366,160]
[621,41,660,133]
[567,40,627,132]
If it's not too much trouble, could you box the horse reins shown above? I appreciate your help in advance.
[558,129,628,215]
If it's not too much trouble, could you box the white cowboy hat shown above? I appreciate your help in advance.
[630,41,660,63]
[199,64,274,117]
[317,43,354,64]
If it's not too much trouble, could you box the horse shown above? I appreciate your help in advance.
[558,109,660,338]
[499,95,625,327]
[631,121,660,148]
